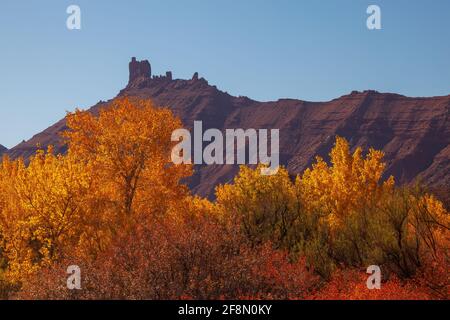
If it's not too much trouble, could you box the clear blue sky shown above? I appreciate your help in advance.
[1,0,449,148]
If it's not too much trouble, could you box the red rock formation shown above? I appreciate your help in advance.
[128,57,151,85]
[6,58,450,198]
[0,144,7,157]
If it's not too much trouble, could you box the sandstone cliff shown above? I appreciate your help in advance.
[6,58,450,198]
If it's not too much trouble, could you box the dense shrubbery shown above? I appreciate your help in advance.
[216,142,449,287]
[0,98,448,300]
[15,210,318,300]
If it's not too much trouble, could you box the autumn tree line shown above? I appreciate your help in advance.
[0,98,448,299]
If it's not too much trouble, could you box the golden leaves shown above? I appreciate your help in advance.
[0,97,192,283]
[298,136,394,225]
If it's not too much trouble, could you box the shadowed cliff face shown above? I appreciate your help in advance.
[0,145,7,157]
[5,59,450,198]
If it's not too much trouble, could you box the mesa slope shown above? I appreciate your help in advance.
[6,58,450,198]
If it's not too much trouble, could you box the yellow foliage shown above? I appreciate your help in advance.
[0,149,91,281]
[64,97,191,220]
[0,114,447,298]
[0,97,192,283]
[216,164,298,248]
[215,137,448,279]
[298,136,394,226]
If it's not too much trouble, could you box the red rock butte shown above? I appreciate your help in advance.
[5,58,450,198]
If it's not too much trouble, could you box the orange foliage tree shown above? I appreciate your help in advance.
[0,97,191,286]
[0,99,448,300]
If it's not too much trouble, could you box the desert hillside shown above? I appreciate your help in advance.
[6,58,450,197]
